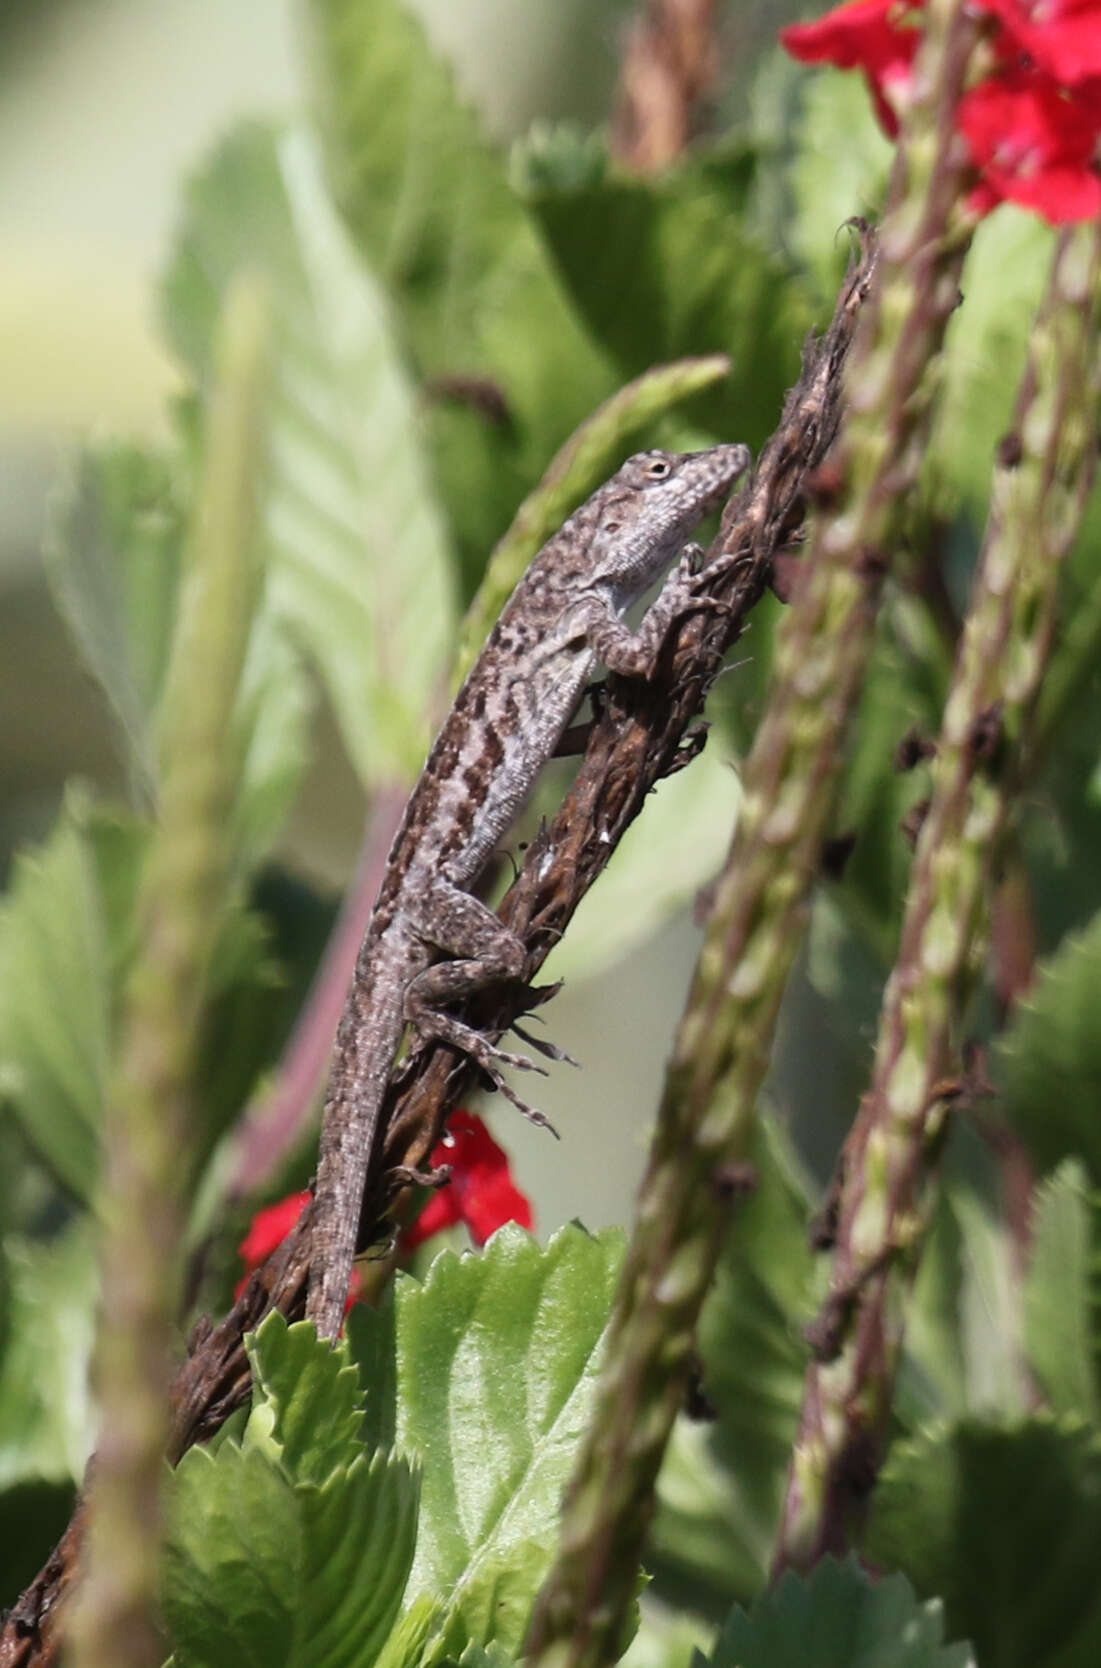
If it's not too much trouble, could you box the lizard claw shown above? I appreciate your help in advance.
[489,1073,560,1136]
[511,1020,580,1067]
[488,1044,549,1076]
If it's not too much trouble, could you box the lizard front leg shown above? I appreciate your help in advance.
[578,543,744,681]
[405,878,556,1129]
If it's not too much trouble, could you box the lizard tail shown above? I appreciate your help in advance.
[306,986,406,1339]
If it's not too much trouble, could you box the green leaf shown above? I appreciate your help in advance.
[305,0,614,570]
[454,353,732,682]
[528,148,805,455]
[347,1222,624,1662]
[42,444,185,794]
[44,440,313,868]
[783,71,893,307]
[743,52,882,312]
[834,629,944,963]
[1024,1162,1101,1423]
[0,1477,76,1607]
[0,1222,98,1489]
[700,1557,973,1668]
[997,908,1101,1185]
[0,790,308,1202]
[162,121,456,787]
[163,1325,420,1668]
[246,1312,367,1484]
[452,1647,518,1668]
[0,794,114,1199]
[164,1443,303,1668]
[867,1419,1101,1668]
[227,609,315,873]
[932,210,1054,523]
[649,1118,815,1605]
[900,1150,1027,1426]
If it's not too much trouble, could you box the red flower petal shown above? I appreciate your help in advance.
[237,1190,311,1269]
[781,0,925,134]
[958,68,1101,221]
[975,0,1101,85]
[400,1111,535,1252]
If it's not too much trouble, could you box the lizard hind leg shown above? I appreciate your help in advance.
[403,878,559,1132]
[404,966,558,1134]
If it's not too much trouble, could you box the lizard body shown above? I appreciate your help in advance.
[307,443,749,1337]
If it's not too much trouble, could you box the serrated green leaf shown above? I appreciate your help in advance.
[1024,1161,1100,1423]
[867,1419,1101,1668]
[454,352,731,682]
[301,1451,421,1668]
[454,1644,518,1668]
[305,0,614,571]
[165,1443,298,1668]
[348,1223,624,1661]
[164,1432,419,1668]
[0,794,113,1199]
[509,124,608,196]
[0,1222,98,1489]
[528,149,805,455]
[650,1118,815,1603]
[162,121,456,787]
[246,1313,366,1484]
[699,1557,973,1668]
[998,908,1101,1184]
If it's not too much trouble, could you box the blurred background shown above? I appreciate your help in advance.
[8,0,1098,1634]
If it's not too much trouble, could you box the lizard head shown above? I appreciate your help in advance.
[587,443,751,605]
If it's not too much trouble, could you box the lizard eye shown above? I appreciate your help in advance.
[603,520,621,534]
[645,458,671,480]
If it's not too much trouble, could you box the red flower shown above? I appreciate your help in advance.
[402,1111,535,1251]
[781,0,1101,222]
[235,1188,363,1308]
[959,67,1101,219]
[975,0,1101,85]
[780,0,924,133]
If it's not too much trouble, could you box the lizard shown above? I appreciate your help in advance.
[306,441,750,1338]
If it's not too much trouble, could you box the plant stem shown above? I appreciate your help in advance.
[774,218,1101,1574]
[66,276,269,1668]
[525,6,980,1663]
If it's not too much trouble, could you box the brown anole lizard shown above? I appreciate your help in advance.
[307,443,750,1338]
